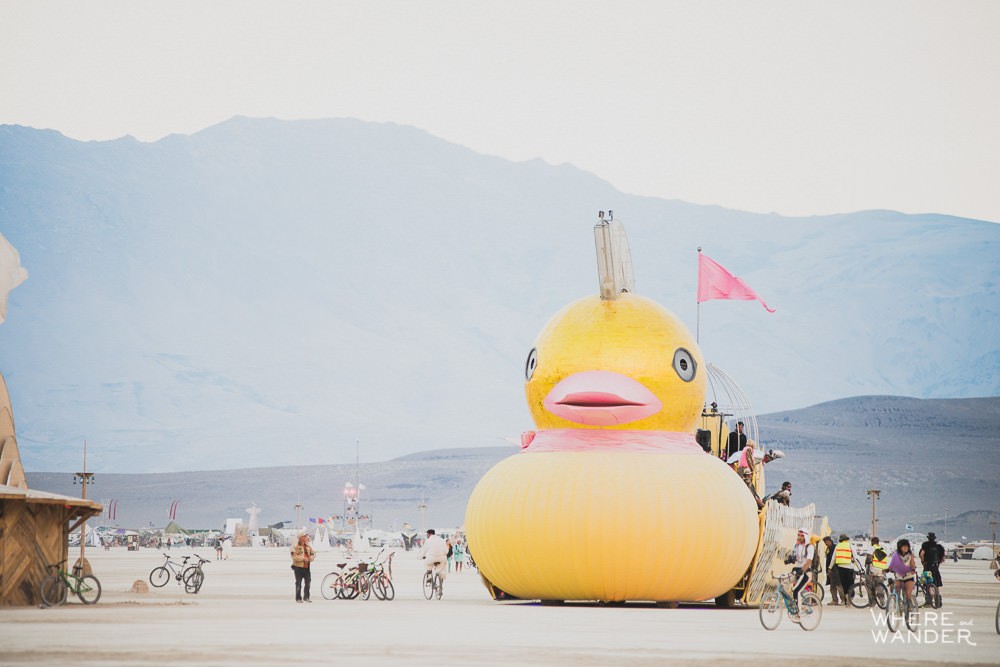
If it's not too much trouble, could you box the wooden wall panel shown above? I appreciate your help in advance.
[0,502,68,607]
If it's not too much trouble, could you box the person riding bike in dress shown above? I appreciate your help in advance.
[419,529,449,584]
[887,538,917,602]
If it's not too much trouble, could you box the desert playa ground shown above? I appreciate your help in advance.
[1,547,998,667]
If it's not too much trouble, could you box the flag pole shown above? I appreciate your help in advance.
[696,247,702,343]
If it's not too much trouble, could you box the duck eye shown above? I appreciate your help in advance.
[673,348,696,382]
[525,348,538,381]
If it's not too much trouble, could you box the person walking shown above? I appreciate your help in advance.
[822,535,843,605]
[290,533,315,603]
[454,541,465,573]
[833,534,856,603]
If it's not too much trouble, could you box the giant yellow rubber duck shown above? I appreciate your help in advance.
[465,214,759,603]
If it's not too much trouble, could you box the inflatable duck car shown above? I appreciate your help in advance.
[465,214,759,603]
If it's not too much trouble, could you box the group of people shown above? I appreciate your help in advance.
[725,421,789,511]
[813,531,946,607]
[285,528,472,603]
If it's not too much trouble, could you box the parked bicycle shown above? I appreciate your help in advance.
[149,554,198,589]
[759,572,821,631]
[422,560,445,600]
[182,555,209,594]
[40,560,102,606]
[848,570,889,610]
[367,551,395,601]
[322,561,370,600]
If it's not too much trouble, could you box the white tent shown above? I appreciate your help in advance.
[971,545,997,560]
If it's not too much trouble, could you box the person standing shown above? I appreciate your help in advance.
[454,541,465,573]
[833,534,856,603]
[726,421,748,458]
[919,532,945,590]
[866,537,889,576]
[290,533,315,603]
[822,535,843,605]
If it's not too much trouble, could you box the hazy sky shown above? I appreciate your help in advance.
[2,1,998,222]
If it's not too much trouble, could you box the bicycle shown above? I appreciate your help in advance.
[422,560,445,600]
[915,570,941,609]
[321,561,370,600]
[759,572,821,631]
[366,551,395,601]
[848,570,889,610]
[885,574,920,633]
[40,560,102,606]
[182,556,209,594]
[149,554,197,588]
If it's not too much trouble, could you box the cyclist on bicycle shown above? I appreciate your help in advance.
[420,529,449,584]
[887,538,917,601]
[786,527,815,609]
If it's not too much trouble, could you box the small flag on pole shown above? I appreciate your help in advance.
[698,253,775,313]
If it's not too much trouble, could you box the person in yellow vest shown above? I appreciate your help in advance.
[833,533,856,603]
[866,536,889,576]
[822,535,844,605]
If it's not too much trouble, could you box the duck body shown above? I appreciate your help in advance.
[465,293,760,602]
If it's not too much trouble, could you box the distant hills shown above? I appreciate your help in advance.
[1,117,998,473]
[26,396,1000,540]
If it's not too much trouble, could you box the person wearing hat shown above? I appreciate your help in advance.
[290,533,316,603]
[787,527,815,616]
[919,532,945,590]
[833,533,856,603]
[822,535,844,605]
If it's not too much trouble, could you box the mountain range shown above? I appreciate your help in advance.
[25,396,1000,541]
[0,116,998,473]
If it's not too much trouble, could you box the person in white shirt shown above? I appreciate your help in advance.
[788,527,815,611]
[419,529,449,583]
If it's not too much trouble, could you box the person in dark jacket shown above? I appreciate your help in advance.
[822,535,843,605]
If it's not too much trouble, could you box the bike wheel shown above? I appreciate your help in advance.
[360,575,372,600]
[380,576,395,601]
[340,575,359,600]
[77,575,102,604]
[423,571,434,600]
[321,573,340,600]
[184,568,204,594]
[847,583,870,608]
[926,584,941,609]
[886,594,900,633]
[434,574,443,600]
[814,582,825,602]
[371,575,386,600]
[758,592,783,630]
[905,595,920,632]
[40,574,68,607]
[995,599,999,635]
[149,566,170,588]
[797,592,822,631]
[874,583,889,610]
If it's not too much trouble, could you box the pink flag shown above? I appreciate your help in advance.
[698,253,775,312]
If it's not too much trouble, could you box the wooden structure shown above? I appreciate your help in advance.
[0,372,102,607]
